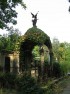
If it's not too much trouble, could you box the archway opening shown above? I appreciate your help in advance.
[5,57,10,72]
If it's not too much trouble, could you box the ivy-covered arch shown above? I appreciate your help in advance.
[19,27,53,77]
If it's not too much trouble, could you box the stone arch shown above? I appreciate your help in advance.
[19,27,53,77]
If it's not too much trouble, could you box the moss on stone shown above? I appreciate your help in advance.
[24,27,50,44]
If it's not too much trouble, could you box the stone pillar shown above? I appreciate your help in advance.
[10,55,14,73]
[39,46,44,81]
[13,52,19,74]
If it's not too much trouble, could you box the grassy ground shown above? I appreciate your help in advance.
[58,76,70,94]
[42,76,70,94]
[0,89,17,94]
[0,76,70,94]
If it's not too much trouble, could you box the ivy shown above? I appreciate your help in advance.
[19,27,52,73]
[24,27,50,45]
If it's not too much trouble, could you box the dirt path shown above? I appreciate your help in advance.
[61,84,70,94]
[61,77,70,94]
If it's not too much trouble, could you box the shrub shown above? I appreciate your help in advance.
[0,73,43,94]
[52,62,62,78]
[16,75,43,94]
[4,73,17,88]
[0,72,5,88]
[0,72,17,88]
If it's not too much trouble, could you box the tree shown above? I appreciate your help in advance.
[52,38,60,62]
[7,27,21,51]
[0,0,26,29]
[64,42,70,72]
[52,39,70,75]
[0,27,21,52]
[0,34,8,51]
[32,45,40,61]
[68,0,70,12]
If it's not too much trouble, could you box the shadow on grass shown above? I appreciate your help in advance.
[0,88,17,94]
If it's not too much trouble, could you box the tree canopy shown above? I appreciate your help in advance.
[68,0,70,11]
[0,0,26,29]
[52,38,70,75]
[0,27,21,52]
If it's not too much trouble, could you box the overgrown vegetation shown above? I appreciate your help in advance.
[0,35,70,93]
[0,0,70,93]
[52,38,70,77]
[0,28,70,94]
[0,73,43,94]
[0,27,21,52]
[19,27,52,78]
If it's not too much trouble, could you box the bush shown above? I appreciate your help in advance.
[0,73,43,94]
[4,73,17,88]
[16,75,43,94]
[0,72,5,88]
[52,62,62,78]
[0,72,17,88]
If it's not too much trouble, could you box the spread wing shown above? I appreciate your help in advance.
[31,12,35,18]
[35,11,39,18]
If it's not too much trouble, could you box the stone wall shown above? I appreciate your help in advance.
[0,51,19,73]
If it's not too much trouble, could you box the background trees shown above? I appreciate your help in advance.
[68,0,70,11]
[0,27,21,52]
[52,38,70,76]
[0,0,26,29]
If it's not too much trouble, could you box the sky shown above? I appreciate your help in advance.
[0,0,70,43]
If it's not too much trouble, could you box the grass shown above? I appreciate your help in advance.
[57,76,70,93]
[41,76,70,94]
[0,76,70,94]
[0,88,17,94]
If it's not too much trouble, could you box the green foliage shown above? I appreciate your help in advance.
[52,62,62,78]
[64,43,70,71]
[32,45,50,61]
[16,75,43,94]
[52,38,70,76]
[58,43,70,74]
[7,27,21,51]
[0,27,21,52]
[44,87,55,94]
[32,45,40,61]
[20,27,52,73]
[0,89,16,94]
[0,73,43,94]
[60,62,68,76]
[25,27,50,44]
[52,38,60,61]
[0,35,8,51]
[0,73,17,88]
[0,0,26,29]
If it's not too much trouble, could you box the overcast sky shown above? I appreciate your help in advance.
[0,0,70,43]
